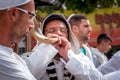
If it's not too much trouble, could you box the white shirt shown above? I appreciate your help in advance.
[91,47,108,68]
[0,45,36,80]
[98,51,120,75]
[82,44,93,61]
[103,70,120,80]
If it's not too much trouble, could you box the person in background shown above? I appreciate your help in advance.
[91,33,112,68]
[67,14,93,61]
[0,0,37,80]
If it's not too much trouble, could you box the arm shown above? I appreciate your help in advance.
[52,36,103,80]
[103,70,120,80]
[65,50,103,80]
[98,51,120,75]
[22,34,67,79]
[22,43,58,79]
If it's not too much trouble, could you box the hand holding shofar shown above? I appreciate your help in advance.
[31,18,58,44]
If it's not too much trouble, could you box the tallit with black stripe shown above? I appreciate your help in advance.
[46,61,76,80]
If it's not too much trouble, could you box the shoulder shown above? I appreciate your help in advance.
[113,51,120,57]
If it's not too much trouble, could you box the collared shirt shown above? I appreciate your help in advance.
[80,48,86,55]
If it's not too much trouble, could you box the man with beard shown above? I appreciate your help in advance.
[68,14,93,61]
[0,0,37,80]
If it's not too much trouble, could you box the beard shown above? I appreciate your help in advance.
[83,36,89,41]
[9,24,26,44]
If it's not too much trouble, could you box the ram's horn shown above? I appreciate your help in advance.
[31,18,58,44]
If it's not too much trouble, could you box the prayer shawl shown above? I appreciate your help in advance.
[46,60,76,80]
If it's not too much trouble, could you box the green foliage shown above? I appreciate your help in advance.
[36,0,119,14]
[38,6,56,14]
[106,45,120,59]
[65,0,97,14]
[98,0,114,8]
[65,0,115,13]
[38,6,64,14]
[117,0,120,6]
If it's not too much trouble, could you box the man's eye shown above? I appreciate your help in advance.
[84,25,89,27]
[46,28,55,33]
[49,29,55,32]
[60,29,67,32]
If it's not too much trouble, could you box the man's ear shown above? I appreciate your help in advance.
[8,8,19,22]
[101,40,106,45]
[72,25,79,33]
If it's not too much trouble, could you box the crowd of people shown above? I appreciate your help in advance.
[0,0,120,80]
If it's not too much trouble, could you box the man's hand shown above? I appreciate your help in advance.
[46,34,71,61]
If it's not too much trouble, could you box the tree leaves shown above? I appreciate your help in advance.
[35,0,119,14]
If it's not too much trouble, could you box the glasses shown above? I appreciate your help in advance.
[16,7,36,21]
[45,27,68,33]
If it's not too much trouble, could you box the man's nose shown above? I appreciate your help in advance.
[54,29,63,36]
[88,26,93,32]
